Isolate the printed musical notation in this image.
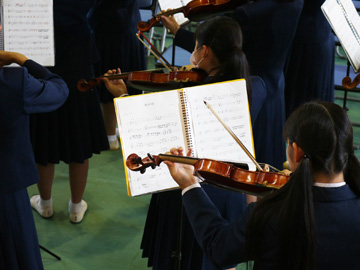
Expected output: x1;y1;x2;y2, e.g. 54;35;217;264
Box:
115;91;187;196
2;0;54;66
183;80;254;169
114;79;254;196
322;0;360;72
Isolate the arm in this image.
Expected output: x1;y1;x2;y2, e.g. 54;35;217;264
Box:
182;187;250;266
161;15;195;53
164;147;249;266
0;51;69;114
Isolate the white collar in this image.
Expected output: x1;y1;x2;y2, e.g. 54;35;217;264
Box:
313;182;346;188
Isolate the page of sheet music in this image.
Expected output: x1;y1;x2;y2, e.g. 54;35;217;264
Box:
2;0;54;66
342;0;360;39
114;91;186;196
322;0;360;72
183;79;256;171
158;0;192;26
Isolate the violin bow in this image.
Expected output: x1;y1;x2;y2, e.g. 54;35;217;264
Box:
204;101;263;172
136;31;172;72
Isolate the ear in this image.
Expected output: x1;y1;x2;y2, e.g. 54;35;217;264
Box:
201;45;209;58
292;142;304;163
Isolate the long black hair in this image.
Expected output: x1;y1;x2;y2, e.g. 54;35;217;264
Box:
245;101;360;269
194;16;252;102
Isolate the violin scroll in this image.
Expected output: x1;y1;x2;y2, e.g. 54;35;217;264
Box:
342;74;360;90
126;153;163;174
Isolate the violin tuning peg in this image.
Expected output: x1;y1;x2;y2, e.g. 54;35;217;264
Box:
135;156;144;165
147;153;154;161
140;168;146;174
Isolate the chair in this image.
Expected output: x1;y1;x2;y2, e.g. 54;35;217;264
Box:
138;0;167;56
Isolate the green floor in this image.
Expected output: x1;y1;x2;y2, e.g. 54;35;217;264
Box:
27;32;360;269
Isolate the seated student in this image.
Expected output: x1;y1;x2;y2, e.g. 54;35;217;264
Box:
164;101;360;269
104;16;255;270
0;50;68;269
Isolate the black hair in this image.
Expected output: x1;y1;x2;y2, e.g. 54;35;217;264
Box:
245;101;360;269
194;16;252;103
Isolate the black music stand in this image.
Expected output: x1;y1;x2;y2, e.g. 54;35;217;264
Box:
39;244;61;261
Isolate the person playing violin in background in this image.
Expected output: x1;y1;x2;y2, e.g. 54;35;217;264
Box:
164;100;360;269
161;0;303;172
88;0;146;150
104;16;256;270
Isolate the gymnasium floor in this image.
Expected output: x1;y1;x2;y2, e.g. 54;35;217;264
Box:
27;35;360;269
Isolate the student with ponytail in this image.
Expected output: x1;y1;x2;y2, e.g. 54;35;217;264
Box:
165;101;360;269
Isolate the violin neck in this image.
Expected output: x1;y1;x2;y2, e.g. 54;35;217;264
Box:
158;154;199;165
100;73;129;81
161;7;184;17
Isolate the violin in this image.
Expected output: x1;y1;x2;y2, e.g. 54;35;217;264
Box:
138;0;250;32
77;68;207;92
126;153;290;196
342;74;360;90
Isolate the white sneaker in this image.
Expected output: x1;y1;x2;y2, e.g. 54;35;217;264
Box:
30;195;53;218
69;200;88;224
109;139;120;151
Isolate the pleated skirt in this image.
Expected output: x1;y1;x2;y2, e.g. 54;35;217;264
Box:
0;188;43;270
30;64;109;165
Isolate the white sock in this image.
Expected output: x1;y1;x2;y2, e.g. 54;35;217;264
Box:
107;135;117;142
40;197;52;208
69;199;83;213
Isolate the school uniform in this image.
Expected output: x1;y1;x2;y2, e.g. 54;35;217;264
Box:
0;60;68;269
284;0;335;118
30;0;109;165
182;184;360;269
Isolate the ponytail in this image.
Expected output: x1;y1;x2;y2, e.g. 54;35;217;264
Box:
245;157;315;270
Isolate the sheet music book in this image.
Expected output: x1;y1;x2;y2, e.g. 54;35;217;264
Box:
1;0;55;66
322;0;360;72
158;0;192;26
114;79;255;196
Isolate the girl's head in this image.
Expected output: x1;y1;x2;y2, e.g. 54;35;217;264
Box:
193;16;251;91
247;101;360;269
284;101;353;177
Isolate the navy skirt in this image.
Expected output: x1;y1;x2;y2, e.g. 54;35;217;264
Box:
30;64;109;165
0;188;43;269
141;185;247;270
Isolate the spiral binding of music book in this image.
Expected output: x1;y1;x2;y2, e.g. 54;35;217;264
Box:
114;79;254;196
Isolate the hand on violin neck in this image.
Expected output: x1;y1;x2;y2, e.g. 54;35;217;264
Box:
164;147;198;190
160;11;180;36
102;68;128;97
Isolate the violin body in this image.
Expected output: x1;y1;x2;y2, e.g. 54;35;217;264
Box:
126;153;290;196
194;159;289;195
137;0;250;32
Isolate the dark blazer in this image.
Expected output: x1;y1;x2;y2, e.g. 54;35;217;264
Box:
0;60;68;193
182;184;360;269
174;0;303;169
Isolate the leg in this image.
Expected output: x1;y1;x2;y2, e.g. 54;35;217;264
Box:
36;163;55;200
68;160;89;223
101;102;119;150
101;102;117;136
30;164;55;218
69;159;89;204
